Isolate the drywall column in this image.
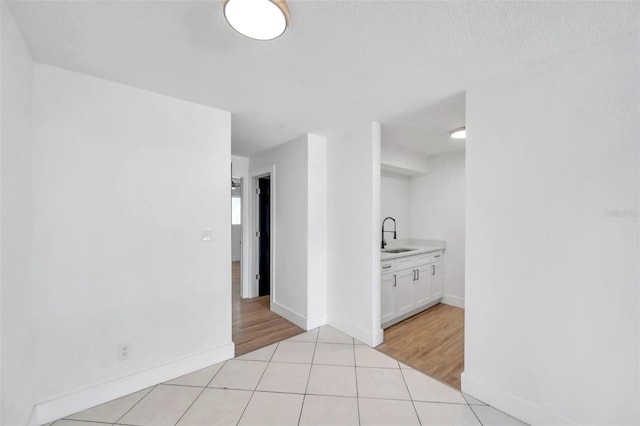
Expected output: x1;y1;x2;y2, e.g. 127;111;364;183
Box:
464;34;639;425
327;122;382;346
31;64;233;424
1;2;35;424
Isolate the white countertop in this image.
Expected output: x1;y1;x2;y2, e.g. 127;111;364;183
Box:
380;239;446;261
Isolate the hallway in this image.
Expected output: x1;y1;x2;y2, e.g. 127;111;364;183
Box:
232;261;303;356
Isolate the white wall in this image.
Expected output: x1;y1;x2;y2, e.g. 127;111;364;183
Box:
30;64;233;423
1;2;35;424
306;135;328;328
381;172;411;241
410;150;465;307
380;143;429;175
464;34;639;425
327;122;382;346
249;134;327;329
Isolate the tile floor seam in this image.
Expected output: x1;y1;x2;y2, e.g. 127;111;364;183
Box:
462;392;485;426
172;359;228;426
351;334;361;426
468;404;485;426
267;360;403;369
472;404;531;426
112;385;156;425
399;364;423;425
297;335;318;425
58;419;114;425
235;341;281;426
297;394;307;426
163;383;208;389
409;399;473;406
151;387;487;402
311;341;355;346
171;385;207;426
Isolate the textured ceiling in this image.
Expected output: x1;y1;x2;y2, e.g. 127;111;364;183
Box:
382;92;465;157
7;1;639;156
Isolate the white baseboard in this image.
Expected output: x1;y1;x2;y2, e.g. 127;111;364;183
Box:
328;319;383;347
271;302;327;331
31;342;235;426
442;294;465;308
306;313;327;330
271;301;307;330
461;373;574;425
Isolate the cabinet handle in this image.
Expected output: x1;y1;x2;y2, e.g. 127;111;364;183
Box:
382;265;392;269
393;275;397;287
412;270;416;281
432;265;435;275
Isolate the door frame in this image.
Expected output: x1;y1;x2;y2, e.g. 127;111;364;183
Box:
248;165;276;302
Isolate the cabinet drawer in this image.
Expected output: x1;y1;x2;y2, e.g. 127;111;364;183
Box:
381;260;395;275
431;250;443;261
397;253;431;270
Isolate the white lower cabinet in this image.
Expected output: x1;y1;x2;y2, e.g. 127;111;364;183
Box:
380;250;444;328
430;261;444;299
380;273;395;324
414;264;431;306
394;269;415;316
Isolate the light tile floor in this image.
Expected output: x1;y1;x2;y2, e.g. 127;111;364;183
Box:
46;326;527;426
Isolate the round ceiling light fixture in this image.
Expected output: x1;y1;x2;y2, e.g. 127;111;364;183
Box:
449;127;466;140
223;0;289;41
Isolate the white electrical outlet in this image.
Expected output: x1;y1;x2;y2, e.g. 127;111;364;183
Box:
118;343;132;361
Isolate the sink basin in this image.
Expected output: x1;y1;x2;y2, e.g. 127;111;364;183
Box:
382;248;416;254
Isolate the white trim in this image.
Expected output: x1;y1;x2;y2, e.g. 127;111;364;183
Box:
306;313;327;330
31;342;234;426
271;301;307;330
441;294;465;308
328;319;383;347
461;373;576;425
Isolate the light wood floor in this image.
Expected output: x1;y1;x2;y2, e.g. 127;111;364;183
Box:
376;303;465;389
232;261;304;356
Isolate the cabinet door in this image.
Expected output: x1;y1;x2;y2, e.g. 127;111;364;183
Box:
431;261;444;299
381;274;395;324
414;264;431;306
394;269;415;316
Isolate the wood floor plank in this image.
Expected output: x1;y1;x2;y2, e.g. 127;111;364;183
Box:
376;303;464;389
231;262;304;356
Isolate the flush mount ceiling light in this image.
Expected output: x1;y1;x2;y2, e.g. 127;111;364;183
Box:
223;0;289;41
449;127;466;140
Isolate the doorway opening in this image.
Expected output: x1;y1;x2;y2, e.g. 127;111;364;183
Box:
231;167;303;356
257;176;271;297
375;92;466;389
